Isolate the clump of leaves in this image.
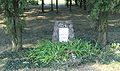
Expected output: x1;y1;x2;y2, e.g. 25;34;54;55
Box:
28;39;99;65
111;43;120;51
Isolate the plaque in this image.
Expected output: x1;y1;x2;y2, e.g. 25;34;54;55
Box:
59;28;69;42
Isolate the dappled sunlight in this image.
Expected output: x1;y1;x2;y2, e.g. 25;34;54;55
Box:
111;42;120;54
26;15;48;21
108;19;120;27
26;17;36;21
32;25;44;31
23;44;34;48
0;58;8;70
108;19;120;22
74;14;83;17
0;20;4;24
24;9;40;14
36;16;49;19
23;27;31;30
0;24;6;29
24;10;36;14
55;16;70;20
22;13;27;17
108;24;115;27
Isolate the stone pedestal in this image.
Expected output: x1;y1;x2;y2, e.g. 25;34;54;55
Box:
52;20;74;42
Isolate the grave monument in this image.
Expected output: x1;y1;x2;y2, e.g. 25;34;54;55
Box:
52;20;74;42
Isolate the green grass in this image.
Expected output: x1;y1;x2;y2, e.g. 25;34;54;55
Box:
28;39;100;65
0;40;120;70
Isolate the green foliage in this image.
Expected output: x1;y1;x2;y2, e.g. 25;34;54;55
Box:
89;0;120;24
0;0;27;49
111;43;120;49
0;0;3;7
0;0;27;34
0;0;27;17
27;0;38;5
28;39;99;65
88;0;120;46
98;48;115;64
18;0;28;14
97;43;120;64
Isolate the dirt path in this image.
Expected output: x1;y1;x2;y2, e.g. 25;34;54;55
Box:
2;62;120;71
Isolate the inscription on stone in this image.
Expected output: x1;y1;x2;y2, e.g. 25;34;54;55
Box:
59;28;69;42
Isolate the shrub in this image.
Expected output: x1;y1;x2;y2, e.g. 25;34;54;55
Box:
28;39;99;65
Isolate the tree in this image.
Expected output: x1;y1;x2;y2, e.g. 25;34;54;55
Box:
79;0;83;8
0;0;27;51
79;0;87;10
74;0;78;6
65;0;69;8
69;0;72;12
89;0;120;46
42;0;44;13
83;0;86;10
56;0;58;13
51;0;54;11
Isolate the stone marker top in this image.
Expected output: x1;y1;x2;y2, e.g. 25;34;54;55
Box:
55;20;73;28
52;20;74;42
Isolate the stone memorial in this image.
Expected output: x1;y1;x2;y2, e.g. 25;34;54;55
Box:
52;20;74;42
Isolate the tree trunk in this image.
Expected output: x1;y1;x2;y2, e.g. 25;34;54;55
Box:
80;0;82;8
37;0;39;5
12;18;18;50
69;0;72;12
42;0;44;13
97;12;108;47
12;0;22;51
51;0;54;11
4;0;23;51
75;0;78;6
11;18;22;51
83;0;86;10
66;0;69;8
56;0;58;13
17;22;22;50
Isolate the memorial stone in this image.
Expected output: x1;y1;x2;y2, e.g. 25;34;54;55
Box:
52;20;74;42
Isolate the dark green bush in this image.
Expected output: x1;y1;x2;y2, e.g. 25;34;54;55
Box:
28;39;100;65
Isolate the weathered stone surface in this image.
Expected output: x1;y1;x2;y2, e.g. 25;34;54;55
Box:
52;20;74;42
